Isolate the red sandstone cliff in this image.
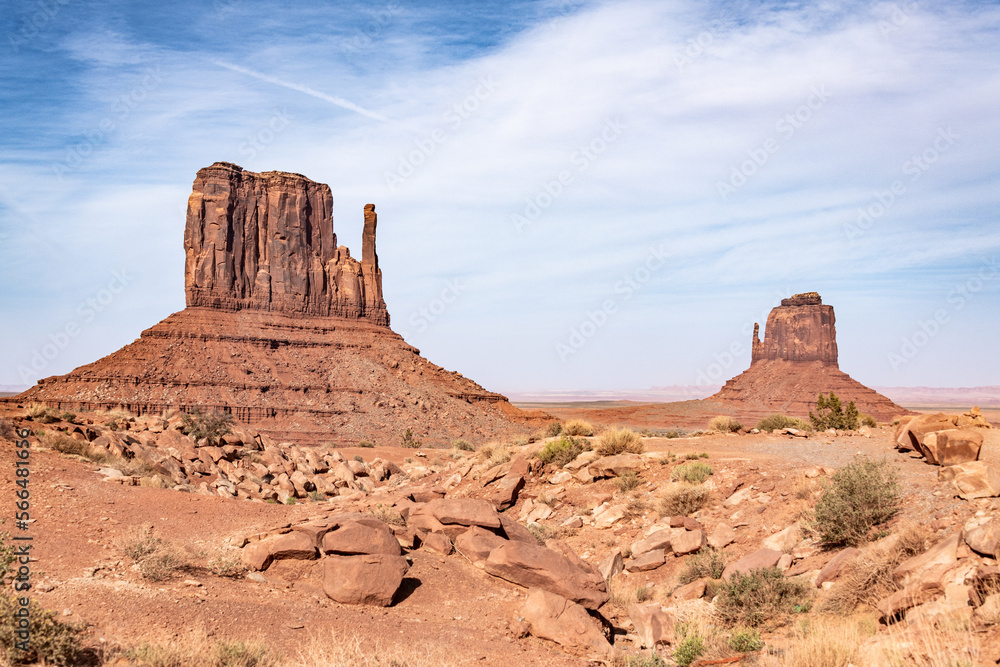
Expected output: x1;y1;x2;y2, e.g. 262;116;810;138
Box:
7;163;543;445
713;292;908;422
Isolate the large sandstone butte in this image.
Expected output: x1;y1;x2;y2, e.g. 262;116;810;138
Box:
711;292;908;421
8;162;539;445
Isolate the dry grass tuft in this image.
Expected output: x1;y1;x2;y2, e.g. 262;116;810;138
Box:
476;442;511;467
108;629;277;667
777;616;862;667
820;524;932;613
286;630;461;666
657;483;710;517
118;524;185;582
708;415;742;433
562;419;595;437
608;576;653;609
596;428;644;456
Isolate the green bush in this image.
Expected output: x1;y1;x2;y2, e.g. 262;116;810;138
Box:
755;414;812;432
180;409;234;445
536;436;584;467
812;457;900;546
728;627;763;652
809;392;859;430
678;548;727;584
671;461;713;484
673;635;705;667
708;415;742;433
0;594;86;666
657;484;710;517
596;428;644;456
545;422;563;437
400;428;422;448
615;471;642;493
452;439;474;451
562;419;594;437
715;567;810;628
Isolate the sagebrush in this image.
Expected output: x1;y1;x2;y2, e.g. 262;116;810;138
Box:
596;428;643;456
657;484;710;517
716;567;810;628
708;415;742;433
756;414;811;432
811;457;900;546
180;409;234;446
562;419;594;437
536;436;584;467
671;461;712;484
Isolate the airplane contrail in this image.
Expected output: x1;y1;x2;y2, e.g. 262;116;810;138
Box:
213;60;388;122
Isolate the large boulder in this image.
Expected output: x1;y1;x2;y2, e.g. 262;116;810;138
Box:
588;454;645;478
521;588;611;657
965;521;1000;559
498;515;537;544
321;520;401;556
761;523;802;553
893;533;960;587
412;498;501;530
919;429;983;466
815;547;859;588
895;413;955;452
941;461;1000;499
322;554;409;606
488;474;525;510
484;541;609;609
455;526;507;565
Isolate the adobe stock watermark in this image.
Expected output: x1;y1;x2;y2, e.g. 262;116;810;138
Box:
14;269;135;384
51;65;163;179
397;279;467;339
886;256;998;371
878;1;920;38
340;4;401;53
511;118;626;233
8;0;70;54
716;85;831;202
239;108;291;162
844;127;957;242
555;245;667;362
694;289;792;386
384;76;499;192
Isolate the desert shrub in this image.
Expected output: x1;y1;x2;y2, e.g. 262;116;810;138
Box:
728;627;764;652
626;652;667;666
45;432;88;457
59;412;77;423
596;428;644;456
371;503;405;527
545;422;563;437
0;419;15;441
821;524;932;613
113;632;277;667
623;496;650;520
352;454;364;463
0;594;86;666
615;470;642;493
212;639;276;667
811;457;900;546
657;484;710;517
117;458;155;477
476;442;511;466
671;461;713;484
527;523;558;546
356;440;375;448
180;409;234;445
24;403;60;423
859;413;877;428
562;419;594;437
536;436;583;467
809;392;859;431
678;548;727;584
608;576;652;608
207;550;246;578
756;414;812;432
452;439;474;452
715;567;810;628
673;635;705;667
664;430;682;438
708;416;742;433
658;453;677;465
778;616;861;667
119;525;184;582
400;428;422;448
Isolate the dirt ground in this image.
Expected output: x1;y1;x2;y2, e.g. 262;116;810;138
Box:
2;403;998;665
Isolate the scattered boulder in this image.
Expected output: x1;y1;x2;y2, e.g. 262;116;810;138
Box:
629;603;676;648
588;454;645;478
722;548;782;580
488;474;525;510
708;524;736;549
241;542;273;571
893;533;961;588
672;578;707;601
941;461;1000;499
761;523;802;553
484;541;609;609
671;529;706;555
964;521;1000;558
420;498;501;530
919;429;983;466
521;588;611;657
455;526;507;565
631;529;678;557
322;554;409;607
422;532;453;556
626;549;665;572
815;547;859;588
498;515;537;544
599;552;624;581
322;520;401;557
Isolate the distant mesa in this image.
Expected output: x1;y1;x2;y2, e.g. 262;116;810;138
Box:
8;162;540;445
711;292;908;421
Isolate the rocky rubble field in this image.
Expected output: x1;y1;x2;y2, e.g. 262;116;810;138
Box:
1;405;999;666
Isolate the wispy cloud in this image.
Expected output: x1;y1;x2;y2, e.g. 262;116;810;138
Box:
211;60;389;122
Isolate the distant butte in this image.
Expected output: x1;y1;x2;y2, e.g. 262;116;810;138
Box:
711;292;909;421
7;162;542;445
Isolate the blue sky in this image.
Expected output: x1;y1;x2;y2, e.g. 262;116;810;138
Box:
1;0;999;395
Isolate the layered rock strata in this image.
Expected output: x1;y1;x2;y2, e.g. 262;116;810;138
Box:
712;292;908;421
7;163;540;444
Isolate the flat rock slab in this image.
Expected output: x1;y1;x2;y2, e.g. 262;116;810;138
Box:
422;498;501;529
323;554;409;606
322;520;401;556
588;454;645;478
626;549;665;572
722;548;782;580
485;541;609;609
455;526;507;564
